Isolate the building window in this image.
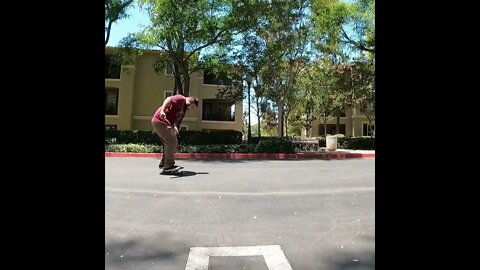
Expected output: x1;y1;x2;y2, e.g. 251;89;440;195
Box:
318;124;346;135
203;70;233;85
105;125;117;130
202;99;235;121
105;55;121;79
180;125;188;131
164;90;173;100
105;87;119;115
362;123;375;137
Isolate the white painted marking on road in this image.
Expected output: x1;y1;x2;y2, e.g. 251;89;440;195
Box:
184;245;292;270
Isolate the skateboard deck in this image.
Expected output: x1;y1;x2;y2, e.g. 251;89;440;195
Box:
160;166;184;175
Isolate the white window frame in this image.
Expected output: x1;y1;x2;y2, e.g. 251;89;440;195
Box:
362;121;375;137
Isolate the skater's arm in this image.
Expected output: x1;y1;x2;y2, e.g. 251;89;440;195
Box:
160;97;172;118
174;111;186;134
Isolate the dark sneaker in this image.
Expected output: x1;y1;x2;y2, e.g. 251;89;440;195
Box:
162;165;178;172
159;160;172;168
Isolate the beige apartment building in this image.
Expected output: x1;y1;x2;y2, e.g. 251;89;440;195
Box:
308;107;375;138
105;47;374;137
105;47;243;132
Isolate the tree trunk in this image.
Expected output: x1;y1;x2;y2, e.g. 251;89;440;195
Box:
323;113;327;137
174;75;182;95
368;117;374;138
285;113;288;137
336;116;340;134
277;98;285;138
183;55;190;96
105;20;113;46
257;117;261;138
183;73;190;97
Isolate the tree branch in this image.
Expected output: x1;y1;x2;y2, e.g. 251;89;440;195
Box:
185;29;226;61
341;28;375;53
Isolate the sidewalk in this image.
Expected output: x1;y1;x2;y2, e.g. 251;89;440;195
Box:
105;148;375;160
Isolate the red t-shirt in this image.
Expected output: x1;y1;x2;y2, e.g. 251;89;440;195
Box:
151;95;187;126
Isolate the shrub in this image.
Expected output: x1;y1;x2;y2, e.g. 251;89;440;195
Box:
255;138;296;153
317;136;374;150
338;137;375;150
105;144;162;153
105;129;242;145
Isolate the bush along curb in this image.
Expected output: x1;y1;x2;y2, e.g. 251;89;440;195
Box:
105;152;375;160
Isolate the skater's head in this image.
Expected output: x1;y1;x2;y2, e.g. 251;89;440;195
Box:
186;96;198;110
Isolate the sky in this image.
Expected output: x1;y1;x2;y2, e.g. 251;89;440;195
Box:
106;3;150;46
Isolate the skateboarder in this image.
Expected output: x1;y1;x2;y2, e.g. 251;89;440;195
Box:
151;94;198;173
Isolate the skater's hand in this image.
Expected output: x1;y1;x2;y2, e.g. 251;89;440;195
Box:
160;110;166;119
166;125;177;135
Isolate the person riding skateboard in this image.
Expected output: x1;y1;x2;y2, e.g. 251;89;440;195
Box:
151;94;198;172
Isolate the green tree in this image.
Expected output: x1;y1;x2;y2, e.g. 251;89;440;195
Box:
254;0;312;138
330;59;375;137
119;0;258;97
312;0;375;54
351;60;375;137
289;85;317;138
302;58;338;137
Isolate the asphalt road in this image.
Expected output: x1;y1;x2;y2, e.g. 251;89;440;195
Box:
105;158;375;270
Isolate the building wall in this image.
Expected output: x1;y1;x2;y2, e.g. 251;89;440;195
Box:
309;107;375;137
105;47;243;132
105;65;135;130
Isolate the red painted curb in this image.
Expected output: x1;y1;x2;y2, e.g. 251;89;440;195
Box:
105;152;375;159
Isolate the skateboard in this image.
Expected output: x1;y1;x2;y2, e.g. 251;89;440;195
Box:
160;166;184;175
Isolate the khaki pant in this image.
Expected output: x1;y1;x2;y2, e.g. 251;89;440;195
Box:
152;123;177;167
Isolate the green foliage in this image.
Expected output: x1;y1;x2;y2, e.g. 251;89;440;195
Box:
256;138;296;153
105;143;162;153
311;0;375;54
318;137;375;150
115;0;260;96
311;0;350;54
179;144;239;154
338;137;375;150
105;137;373;152
179;130;243;145
105;130;159;144
105;130;243;145
330;60;375;123
298;58;341;137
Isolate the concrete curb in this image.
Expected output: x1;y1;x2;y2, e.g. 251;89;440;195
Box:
105;152;375;160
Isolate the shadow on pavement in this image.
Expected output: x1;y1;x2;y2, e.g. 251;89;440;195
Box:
160;170;210;178
105;232;190;270
320;234;375;270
